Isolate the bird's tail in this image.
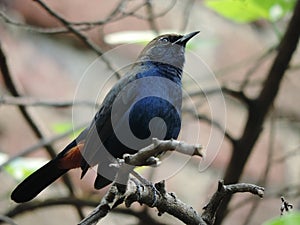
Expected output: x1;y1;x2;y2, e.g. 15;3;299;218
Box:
11;159;69;203
11;140;83;203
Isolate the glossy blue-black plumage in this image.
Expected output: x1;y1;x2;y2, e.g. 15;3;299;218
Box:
11;32;199;202
83;32;199;188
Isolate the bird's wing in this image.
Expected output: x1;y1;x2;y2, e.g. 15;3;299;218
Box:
80;73;138;177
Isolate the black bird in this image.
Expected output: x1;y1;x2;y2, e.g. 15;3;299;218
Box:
11;31;199;203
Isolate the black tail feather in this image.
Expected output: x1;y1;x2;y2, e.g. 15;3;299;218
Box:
11;159;68;203
94;174;113;189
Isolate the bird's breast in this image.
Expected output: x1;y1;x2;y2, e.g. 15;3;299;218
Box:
129;95;182;141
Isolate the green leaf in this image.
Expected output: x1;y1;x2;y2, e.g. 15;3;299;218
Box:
262;212;300;225
204;0;296;23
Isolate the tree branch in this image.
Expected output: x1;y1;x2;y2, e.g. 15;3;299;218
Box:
183;107;236;144
202;180;264;225
123;138;204;166
222;87;252;107
0;215;18;225
0;95;95;108
0;123;86;172
79;179;264;225
33;0;120;79
216;0;300;224
145;0;160;34
1;0;175;35
0;1;143;34
79;179;206;225
5;197;99;218
3;135;263;225
195;113;236;144
77;139;261;225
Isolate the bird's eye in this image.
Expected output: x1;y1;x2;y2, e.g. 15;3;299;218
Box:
160;37;169;43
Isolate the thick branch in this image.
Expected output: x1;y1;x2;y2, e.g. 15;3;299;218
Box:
78;138;204;225
217;1;300;224
78;139;260;225
79;179;264;225
79;179;206;225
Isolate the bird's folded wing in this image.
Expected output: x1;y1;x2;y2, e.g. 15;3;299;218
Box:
80;73;138;176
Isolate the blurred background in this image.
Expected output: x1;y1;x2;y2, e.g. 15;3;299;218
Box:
0;0;299;225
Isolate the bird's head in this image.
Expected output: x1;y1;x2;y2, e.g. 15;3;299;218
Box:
138;31;200;69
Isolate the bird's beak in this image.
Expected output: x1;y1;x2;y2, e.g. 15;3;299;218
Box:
173;31;200;46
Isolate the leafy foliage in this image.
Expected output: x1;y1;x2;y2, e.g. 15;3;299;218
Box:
205;0;296;23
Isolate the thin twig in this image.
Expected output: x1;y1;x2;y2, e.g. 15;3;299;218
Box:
0;10;77;34
122;0;177;20
0;1;151;35
214;44;277;80
145;0;160;34
0;2;134;35
183;108;235;144
240;45;277;90
4;195;164;225
0;95;96;108
0;123;86;171
222;87;252;107
186;86;252;107
33;0;121;79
